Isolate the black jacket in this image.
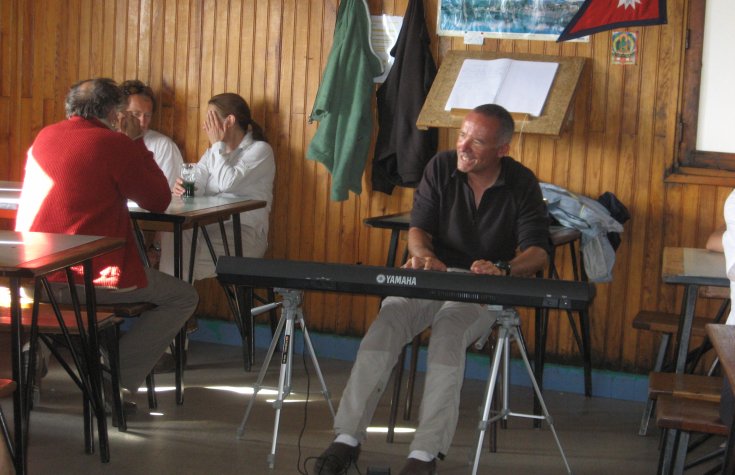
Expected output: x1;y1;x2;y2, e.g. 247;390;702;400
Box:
372;0;438;194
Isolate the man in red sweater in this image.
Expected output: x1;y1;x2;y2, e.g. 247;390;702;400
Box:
15;78;198;396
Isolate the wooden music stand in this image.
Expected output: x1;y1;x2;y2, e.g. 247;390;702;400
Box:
417;50;586;136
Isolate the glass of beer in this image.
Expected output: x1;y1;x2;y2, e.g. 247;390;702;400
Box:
181;163;196;197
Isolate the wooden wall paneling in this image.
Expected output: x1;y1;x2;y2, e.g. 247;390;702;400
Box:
99;0;116;77
680;185;701;246
2;1;16;179
113;0;128;82
250;0;269;119
224;0;243;93
185;0;203;163
265;0;283;114
171;0;190;157
124;0;140;79
0;0;13;98
587;33;609;135
41;2;60;104
160;0;178;133
199;0;217;107
210;0;229;95
137;0;152;81
147;0;164;97
155;1;172;135
18;0;33;99
0;98;9;179
237;0;255;104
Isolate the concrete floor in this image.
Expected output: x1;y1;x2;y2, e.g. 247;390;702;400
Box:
0;340;725;475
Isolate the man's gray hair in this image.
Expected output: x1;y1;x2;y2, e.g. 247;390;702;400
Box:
65;78;124;120
472;104;515;145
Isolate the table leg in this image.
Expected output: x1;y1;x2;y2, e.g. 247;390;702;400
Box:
724;410;735;474
9;277;26;475
82;259;110;462
386;230;399;267
675;285;699;373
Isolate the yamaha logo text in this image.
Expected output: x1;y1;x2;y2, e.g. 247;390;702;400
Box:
376;274;417;286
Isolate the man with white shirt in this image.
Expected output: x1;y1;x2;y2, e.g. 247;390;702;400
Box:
121;80;184;188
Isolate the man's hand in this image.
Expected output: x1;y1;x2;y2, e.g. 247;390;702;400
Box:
470;259;505;275
203;109;227;145
172;177;185;197
402;256;447;272
117;111;144;140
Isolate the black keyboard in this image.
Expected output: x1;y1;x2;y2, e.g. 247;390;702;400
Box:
216;257;595;310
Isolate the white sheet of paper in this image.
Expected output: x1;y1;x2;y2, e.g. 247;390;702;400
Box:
444;58;558;117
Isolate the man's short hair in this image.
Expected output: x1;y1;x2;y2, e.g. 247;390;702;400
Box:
65;78;123;120
472;104;515;145
120;79;157;112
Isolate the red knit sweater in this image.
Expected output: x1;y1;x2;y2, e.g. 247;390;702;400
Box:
15;116;171;289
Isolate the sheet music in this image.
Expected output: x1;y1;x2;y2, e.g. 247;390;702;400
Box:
445;58;558;117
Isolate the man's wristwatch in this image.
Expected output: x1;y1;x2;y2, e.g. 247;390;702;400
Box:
494;260;511;276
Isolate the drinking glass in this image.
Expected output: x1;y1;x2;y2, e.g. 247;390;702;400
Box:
181;163;196;197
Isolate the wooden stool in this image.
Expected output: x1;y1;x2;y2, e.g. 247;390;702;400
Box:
635;299;729;436
655;395;729;474
0;304;125;451
639;372;722;435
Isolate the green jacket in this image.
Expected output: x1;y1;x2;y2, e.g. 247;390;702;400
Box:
307;0;383;201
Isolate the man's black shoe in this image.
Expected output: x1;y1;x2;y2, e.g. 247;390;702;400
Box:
398;457;437;475
313;442;360;475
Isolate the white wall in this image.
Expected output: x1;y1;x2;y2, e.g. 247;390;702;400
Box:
697;0;735;153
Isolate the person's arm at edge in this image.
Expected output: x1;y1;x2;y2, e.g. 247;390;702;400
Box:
706;226;725;253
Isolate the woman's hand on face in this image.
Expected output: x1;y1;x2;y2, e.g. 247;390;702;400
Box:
203;109;226;145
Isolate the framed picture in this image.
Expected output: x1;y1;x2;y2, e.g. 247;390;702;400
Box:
438;0;587;42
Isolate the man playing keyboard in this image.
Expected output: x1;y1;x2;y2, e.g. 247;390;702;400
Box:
313;104;550;475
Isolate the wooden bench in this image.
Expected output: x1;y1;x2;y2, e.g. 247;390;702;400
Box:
633;310;710;337
639;372;722;435
656;395;728;474
0;304;127;438
634;306;729;436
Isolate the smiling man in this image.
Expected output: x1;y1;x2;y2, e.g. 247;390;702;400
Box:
313;104;550;475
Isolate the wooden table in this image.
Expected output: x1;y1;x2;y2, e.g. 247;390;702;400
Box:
662;247;728;373
0;231;125;474
129;196;267;384
705;323;735;474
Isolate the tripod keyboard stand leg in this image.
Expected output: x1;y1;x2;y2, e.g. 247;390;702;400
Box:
472;309;572;475
234;289;335;469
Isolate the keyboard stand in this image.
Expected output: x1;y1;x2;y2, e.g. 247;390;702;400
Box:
472;308;571;474
236;288;336;469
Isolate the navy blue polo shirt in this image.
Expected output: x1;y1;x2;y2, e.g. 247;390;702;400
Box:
410;151;550;269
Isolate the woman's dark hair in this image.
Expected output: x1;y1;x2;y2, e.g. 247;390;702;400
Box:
120;79;157;112
65;78;124;120
208;93;267;143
